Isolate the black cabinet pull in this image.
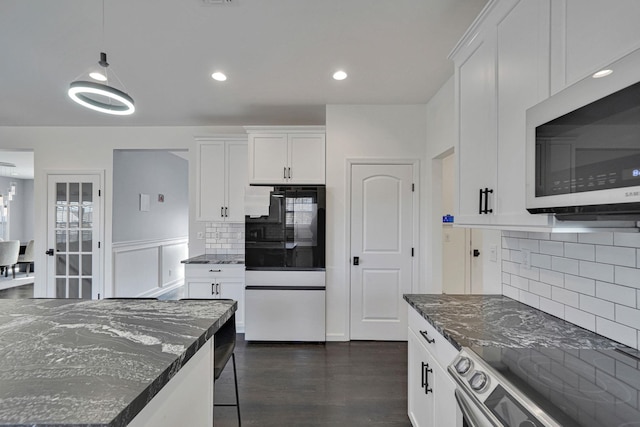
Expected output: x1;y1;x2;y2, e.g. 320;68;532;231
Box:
420;330;435;344
421;361;427;390
478;188;494;214
288;167;291;179
221;206;224;218
284;167;287;179
211;283;215;295
225;207;228;217
424;363;433;395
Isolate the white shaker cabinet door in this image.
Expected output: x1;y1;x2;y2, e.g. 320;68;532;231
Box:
226;142;248;222
248;134;288;184
456;33;497;225
197;142;226;221
288;134;325;184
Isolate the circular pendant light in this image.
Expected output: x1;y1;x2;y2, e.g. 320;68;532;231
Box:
68;52;135;115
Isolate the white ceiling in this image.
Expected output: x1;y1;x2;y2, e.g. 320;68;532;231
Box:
0;0;488;127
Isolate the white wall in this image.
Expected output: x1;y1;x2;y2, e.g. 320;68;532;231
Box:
0;125;244;297
325;104;427;341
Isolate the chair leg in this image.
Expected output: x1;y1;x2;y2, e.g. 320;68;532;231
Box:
232;353;241;426
11;265;15;279
26;263;31;277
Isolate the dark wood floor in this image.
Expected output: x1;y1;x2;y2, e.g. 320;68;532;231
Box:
215;336;410;427
0;283;33;299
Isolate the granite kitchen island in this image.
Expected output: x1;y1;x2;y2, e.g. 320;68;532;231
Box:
0;298;236;427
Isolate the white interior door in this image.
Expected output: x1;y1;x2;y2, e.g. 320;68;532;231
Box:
350;163;414;340
47;174;102;299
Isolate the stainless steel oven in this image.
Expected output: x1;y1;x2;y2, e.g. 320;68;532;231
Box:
448;346;640;427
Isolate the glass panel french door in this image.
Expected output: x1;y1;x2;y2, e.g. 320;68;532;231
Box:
47;175;101;299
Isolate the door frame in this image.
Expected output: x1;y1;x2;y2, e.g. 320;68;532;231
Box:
345;158;420;340
44;170;105;299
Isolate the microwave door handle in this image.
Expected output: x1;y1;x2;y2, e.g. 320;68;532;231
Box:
454;389;497;427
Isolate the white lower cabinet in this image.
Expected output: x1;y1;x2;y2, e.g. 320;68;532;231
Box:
408;307;460;427
185;264;245;332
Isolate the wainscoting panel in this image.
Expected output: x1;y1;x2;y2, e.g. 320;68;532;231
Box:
112;238;188;297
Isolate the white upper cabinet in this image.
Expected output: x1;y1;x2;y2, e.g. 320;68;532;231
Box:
451;0;552;228
246;126;326;185
455;29;498;226
551;0;640;93
196;137;248;222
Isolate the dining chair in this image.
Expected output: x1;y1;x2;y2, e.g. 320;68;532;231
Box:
0;240;20;278
17;239;34;276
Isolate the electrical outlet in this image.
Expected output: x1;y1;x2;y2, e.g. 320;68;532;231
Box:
521;248;531;270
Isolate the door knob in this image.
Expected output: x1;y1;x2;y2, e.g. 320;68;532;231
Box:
45;249;55;256
473;249;480;257
353;256;359;266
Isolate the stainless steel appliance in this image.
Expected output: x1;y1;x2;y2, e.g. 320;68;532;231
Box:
448;346;640;427
526;49;640;221
244;186;326;341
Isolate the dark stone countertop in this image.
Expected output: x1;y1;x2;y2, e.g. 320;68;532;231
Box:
181;254;245;264
404;294;626;350
0;298;236;427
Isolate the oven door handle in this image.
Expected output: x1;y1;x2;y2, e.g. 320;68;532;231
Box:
454;388;498;427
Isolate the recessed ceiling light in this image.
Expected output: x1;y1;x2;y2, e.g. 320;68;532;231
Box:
333;70;347;81
212;72;227;82
89;71;107;81
592;69;613;78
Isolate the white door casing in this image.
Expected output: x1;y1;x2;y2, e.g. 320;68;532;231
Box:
47;173;102;299
350;163;415;340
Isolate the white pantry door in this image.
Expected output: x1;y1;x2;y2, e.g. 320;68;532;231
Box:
47;174;102;299
350;163;414;340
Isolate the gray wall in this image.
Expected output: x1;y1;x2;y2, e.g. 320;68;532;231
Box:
112;150;188;243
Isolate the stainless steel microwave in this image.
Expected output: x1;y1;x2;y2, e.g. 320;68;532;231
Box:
526;50;640;220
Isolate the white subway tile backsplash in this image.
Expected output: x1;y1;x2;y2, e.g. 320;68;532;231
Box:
520;290;540;308
614;233;640;248
529;280;552;299
511;275;529;290
539;240;564;256
565;306;596;331
531;253;552;269
579;261;614;282
578;233;614;245
565;275;595;296
595;281;637;307
502;231;640;350
552;287;580;308
503;284;520;300
550;233;578;243
539;269;564;287
614;266;640;289
596;245;636;267
596;318;637;348
564;243;595;261
579;294;614;320
552;256;580;275
616;305;640;330
204;221;245;255
540;297;565;319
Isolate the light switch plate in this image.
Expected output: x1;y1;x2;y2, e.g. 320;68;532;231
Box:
490;245;497;262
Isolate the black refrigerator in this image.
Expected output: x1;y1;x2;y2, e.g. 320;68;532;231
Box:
245;186;325;270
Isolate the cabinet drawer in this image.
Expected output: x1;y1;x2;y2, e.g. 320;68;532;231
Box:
408;307;458;368
185;264;244;279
